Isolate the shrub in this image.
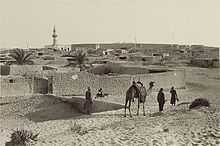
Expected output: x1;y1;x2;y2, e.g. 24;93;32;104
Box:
142;58;146;61
7;129;39;146
119;56;127;60
189;98;210;109
70;122;88;136
38;52;43;56
87;48;98;55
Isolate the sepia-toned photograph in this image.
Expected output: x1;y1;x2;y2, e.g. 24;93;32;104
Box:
0;0;219;145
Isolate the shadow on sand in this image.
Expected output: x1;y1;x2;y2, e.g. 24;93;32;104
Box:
149;112;163;117
25;108;126;122
25;103;83;122
25;96;124;122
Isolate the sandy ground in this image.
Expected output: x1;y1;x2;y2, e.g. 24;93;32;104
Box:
0;67;220;146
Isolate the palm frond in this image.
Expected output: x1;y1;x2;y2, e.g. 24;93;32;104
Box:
16;48;25;60
9;49;33;65
9;51;23;65
23;52;33;62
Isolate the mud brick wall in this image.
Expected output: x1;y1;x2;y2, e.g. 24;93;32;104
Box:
53;69;185;98
99;75;131;97
53;72;99;97
0;65;10;75
33;77;48;94
0;76;50;97
0;76;32;97
10;65;43;75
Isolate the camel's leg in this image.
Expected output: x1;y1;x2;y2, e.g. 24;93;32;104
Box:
143;102;146;116
128;99;132;117
124;98;128;117
137;97;140;116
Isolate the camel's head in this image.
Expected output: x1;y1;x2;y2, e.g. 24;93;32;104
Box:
132;81;136;85
149;81;155;88
137;81;143;86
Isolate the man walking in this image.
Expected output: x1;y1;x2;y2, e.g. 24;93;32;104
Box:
157;88;165;112
170;86;179;106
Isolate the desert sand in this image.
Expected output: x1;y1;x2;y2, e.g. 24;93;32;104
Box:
0;67;220;146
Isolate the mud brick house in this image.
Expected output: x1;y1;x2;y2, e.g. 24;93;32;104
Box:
190;46;219;68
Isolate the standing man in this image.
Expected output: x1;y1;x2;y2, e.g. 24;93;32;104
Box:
170;86;179;106
84;87;93;115
157;88;165;112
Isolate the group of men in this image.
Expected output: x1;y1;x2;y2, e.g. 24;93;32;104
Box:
83;87;105;114
83;83;179;115
132;80;179;112
157;86;179;112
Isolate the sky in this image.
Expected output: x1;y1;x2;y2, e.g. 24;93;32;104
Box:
0;0;220;48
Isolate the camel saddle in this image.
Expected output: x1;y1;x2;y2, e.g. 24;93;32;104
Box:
134;84;147;103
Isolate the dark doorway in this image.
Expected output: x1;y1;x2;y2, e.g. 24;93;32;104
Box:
33;77;48;94
48;77;53;94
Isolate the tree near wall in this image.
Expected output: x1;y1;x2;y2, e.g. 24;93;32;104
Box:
9;48;34;65
67;49;88;71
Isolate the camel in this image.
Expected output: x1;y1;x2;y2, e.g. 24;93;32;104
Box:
124;81;155;117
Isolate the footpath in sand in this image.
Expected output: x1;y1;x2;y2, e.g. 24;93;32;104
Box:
0;67;220;145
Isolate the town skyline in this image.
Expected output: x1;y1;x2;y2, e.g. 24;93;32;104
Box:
0;0;220;48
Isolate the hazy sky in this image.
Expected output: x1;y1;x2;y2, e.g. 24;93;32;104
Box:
0;0;219;48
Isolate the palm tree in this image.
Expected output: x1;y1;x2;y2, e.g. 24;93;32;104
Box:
67;49;88;71
9;48;33;65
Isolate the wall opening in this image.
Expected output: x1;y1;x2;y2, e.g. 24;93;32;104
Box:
33;77;49;94
48;77;53;94
9;79;15;83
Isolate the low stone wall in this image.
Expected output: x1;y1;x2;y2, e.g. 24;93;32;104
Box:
59;96;124;113
53;69;185;98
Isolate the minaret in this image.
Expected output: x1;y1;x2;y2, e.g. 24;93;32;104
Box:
52;26;58;46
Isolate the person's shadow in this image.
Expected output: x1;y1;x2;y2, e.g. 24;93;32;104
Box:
149;112;163;117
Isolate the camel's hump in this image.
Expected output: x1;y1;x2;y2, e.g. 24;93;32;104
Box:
137;85;147;96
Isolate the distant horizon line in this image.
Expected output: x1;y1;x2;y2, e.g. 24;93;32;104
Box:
1;42;219;49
